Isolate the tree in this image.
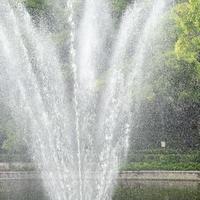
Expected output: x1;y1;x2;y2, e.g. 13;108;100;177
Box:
172;0;200;102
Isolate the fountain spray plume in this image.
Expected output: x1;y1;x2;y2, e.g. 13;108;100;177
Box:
0;0;172;200
95;2;145;199
0;1;76;200
67;0;113;199
126;0;167;112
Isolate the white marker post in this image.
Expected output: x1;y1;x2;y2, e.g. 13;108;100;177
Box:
161;141;166;148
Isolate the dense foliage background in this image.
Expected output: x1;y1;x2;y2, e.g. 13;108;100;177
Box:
0;0;199;161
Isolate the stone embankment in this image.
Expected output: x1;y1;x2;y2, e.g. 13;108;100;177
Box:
119;171;200;181
0;163;200;182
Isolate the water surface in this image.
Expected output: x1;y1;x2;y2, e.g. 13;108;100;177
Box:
0;179;199;200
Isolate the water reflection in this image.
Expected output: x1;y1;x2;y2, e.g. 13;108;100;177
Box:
0;179;199;200
114;181;200;200
0;180;47;200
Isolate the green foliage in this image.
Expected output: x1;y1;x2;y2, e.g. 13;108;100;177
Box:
2;131;26;154
122;162;200;171
175;1;200;63
123;149;200;171
147;0;200;103
0;154;30;162
0;104;27;155
174;0;200;102
111;0;132;17
23;0;46;10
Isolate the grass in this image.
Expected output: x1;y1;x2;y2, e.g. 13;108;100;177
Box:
122;149;200;171
121;162;200;171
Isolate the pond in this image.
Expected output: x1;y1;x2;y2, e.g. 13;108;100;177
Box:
114;181;200;200
0;179;199;200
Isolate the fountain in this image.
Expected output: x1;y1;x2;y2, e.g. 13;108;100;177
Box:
0;0;170;199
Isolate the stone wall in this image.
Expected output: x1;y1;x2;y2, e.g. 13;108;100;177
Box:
119;171;200;181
